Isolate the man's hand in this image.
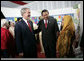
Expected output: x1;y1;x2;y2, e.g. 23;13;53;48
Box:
72;41;78;48
19;52;24;57
56;51;59;58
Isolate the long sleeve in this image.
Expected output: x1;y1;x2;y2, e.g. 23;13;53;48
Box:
15;23;23;53
33;20;42;34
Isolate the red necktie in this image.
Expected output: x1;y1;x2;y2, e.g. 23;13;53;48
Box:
45;20;47;28
27;21;32;32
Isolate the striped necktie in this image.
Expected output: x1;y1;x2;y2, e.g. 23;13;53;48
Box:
45;20;47;28
27;21;32;32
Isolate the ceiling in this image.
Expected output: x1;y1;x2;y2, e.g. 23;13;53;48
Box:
1;1;34;8
1;1;82;10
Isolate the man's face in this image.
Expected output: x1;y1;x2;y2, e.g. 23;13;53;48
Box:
23;9;31;20
42;12;49;20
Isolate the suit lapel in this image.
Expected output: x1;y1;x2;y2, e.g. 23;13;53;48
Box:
46;19;51;30
42;20;46;29
29;21;33;31
21;20;31;32
42;19;50;30
47;19;50;30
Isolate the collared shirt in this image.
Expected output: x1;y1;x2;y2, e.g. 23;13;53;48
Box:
23;18;30;26
44;19;48;24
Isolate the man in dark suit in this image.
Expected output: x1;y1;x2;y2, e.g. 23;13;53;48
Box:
15;8;37;58
34;9;59;58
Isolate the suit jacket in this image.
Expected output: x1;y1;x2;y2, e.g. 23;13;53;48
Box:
15;19;37;57
34;16;59;47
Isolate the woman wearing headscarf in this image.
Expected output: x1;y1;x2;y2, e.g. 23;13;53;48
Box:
56;15;75;58
1;19;16;58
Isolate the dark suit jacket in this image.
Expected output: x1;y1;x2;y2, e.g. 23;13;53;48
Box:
15;19;37;57
34;16;59;50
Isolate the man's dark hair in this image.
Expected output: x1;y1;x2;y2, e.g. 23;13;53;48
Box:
41;9;49;16
8;21;10;25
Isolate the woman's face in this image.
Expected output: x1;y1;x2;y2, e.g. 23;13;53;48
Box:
42;12;49;20
10;22;15;27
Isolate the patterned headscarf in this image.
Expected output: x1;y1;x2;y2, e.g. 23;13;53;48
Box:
56;15;75;57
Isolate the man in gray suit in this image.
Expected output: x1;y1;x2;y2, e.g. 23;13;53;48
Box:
34;9;59;58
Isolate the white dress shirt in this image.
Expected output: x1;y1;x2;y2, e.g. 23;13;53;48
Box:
23;18;30;26
44;19;48;24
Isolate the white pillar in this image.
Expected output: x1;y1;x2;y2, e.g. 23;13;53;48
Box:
80;1;83;38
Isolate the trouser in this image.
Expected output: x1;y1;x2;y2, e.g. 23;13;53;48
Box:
43;42;56;58
1;49;10;58
23;46;37;58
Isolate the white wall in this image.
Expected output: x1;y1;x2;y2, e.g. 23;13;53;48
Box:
80;2;83;39
49;7;76;15
1;7;76;17
1;7;21;17
18;1;82;10
1;7;40;17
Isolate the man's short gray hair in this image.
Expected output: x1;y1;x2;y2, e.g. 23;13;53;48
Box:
21;8;30;16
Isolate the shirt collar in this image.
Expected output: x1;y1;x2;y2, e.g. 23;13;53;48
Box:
23;18;29;23
23;18;27;21
44;19;48;23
